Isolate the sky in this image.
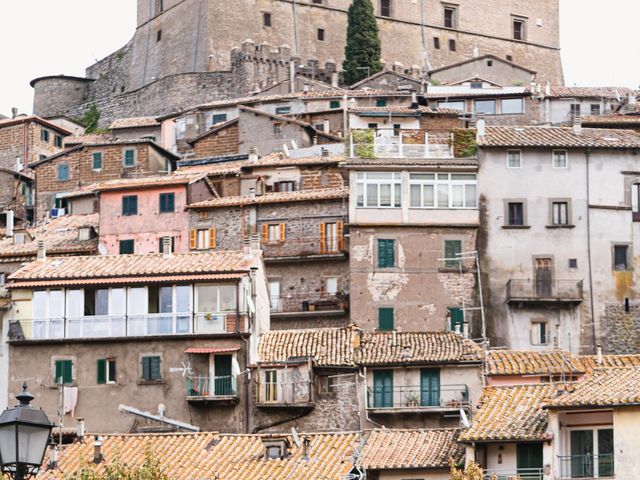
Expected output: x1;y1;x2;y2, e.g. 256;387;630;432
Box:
0;0;638;116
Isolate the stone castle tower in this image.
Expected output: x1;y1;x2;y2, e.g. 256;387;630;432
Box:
32;0;563;123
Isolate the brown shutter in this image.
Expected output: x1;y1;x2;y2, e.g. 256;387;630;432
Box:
279;223;286;242
319;223;326;254
208;228;216;249
189;229;197;250
337;221;344;251
261;224;268;243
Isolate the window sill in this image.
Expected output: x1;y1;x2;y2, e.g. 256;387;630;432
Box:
502;225;530;229
137;379;166;386
546;224;575;229
438;267;470;273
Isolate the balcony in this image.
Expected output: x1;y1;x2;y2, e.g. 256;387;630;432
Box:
262;236;347;263
270;292;348;319
185;374;238;405
558;454;614;479
483;468;544;480
349;129;454;159
506;279;584;306
8;313;249;341
366;384;469;414
255;380;314;408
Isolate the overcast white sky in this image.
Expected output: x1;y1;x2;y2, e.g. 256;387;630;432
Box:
0;0;638;116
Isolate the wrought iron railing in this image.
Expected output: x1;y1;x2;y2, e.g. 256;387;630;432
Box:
366;384;469;409
558;454;614;479
256;380;312;405
506;279;583;302
270;292;347;314
261;235;347;258
349;129;454;159
483;468;544;480
185;375;237;398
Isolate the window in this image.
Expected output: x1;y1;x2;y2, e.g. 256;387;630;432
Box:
122;195;138;216
159;192;175;213
373;370;393;407
313;0;323;3
377;239;395;268
409;173;477;209
275;106;291;115
506;55;513;62
273;123;282;135
156;30;162;42
57;163;70;181
376;99;387;107
54;135;63;148
155;0;164;13
470;81;483;89
513;17;526;40
570;103;581;119
196;284;237;313
273;181;295;192
212;113;227;125
55;359;73;385
317;28;325;41
531;321;548;345
444;240;462;268
475;99;496;115
92;152;103;170
324;277;338;296
264;370;278;402
41;129;50;142
119;239;134;254
123;148;136;167
320;222;343;254
553;150;568;168
0;273;5;286
356;172;402;208
158;236;175;253
380;0;391;17
590;104;601;115
448;39;456;51
191;228;216;250
443;6;457;28
141;356;161;381
552;202;569;225
632;183;640;221
501;98;524;114
263;223;286;244
568;428;614;479
613;245;630;271
367;123;378;130
569;258;578;269
507;202;524;226
378;307;394;331
97;358;117;384
263;12;272;27
438;100;465;111
433;37;441;49
507;150;522;168
329;100;340;109
487;60;493;67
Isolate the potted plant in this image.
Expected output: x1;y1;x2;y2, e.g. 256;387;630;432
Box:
405;392;420;407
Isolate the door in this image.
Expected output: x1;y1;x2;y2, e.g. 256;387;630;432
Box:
420;368;441;407
373;370;393;408
597;429;614;477
516;443;543;479
213;355;233;396
449;307;464;332
535;258;553;297
571;430;594;478
269;281;281;312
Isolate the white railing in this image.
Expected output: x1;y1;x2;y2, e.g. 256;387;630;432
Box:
349;130;454;159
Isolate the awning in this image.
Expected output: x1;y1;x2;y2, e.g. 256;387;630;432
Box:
184;347;241;354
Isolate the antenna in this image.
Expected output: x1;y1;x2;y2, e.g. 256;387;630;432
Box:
291;427;301;448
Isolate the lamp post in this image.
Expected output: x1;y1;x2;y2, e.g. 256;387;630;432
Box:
0;383;54;480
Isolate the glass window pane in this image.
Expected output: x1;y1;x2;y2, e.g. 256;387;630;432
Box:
128;288;147;315
438;101;465;111
175;286;191;313
410;173;435;180
475;99;496;114
451;174;477;181
380;184;391;206
110;289;126;316
410;185;421;207
366;184;378;207
67;290;84;318
465;185;477;207
159;287;173;313
219;285;236;311
394;185;401;207
197;285;218;312
424;185;435;207
451;185;464;207
95;289;109;316
50;290;65;318
33;291;48;318
501;98;523;114
357;184;364;207
368;172;393;180
437;184;449;207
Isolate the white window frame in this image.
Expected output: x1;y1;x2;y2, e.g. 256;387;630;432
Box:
195;284;238;314
106;358;117;384
553;150;568;169
507;150;522;168
409;173;477;209
531;321;549;345
356;172;402;208
552;201;569;225
501;98;524;115
196;228;211;249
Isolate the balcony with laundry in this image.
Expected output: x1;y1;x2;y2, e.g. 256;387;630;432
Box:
184;347;241;405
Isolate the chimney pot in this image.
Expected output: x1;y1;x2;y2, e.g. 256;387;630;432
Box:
248;147;259;163
4;211;14;238
572;116;582;136
77;418;85;441
161;237;173;257
597;344;603;366
37;240;46;261
11;108;17;119
320;148;329;159
476;115;486;139
93;436;103;464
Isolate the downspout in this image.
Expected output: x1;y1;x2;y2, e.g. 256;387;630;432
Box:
360;367;383;428
585;147;597;353
291;0;299;56
240;335;250;433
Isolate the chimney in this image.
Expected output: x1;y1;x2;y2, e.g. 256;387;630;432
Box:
572;116;582;136
331;72;339;88
454;323;462;335
77;418;85;442
410;92;419;109
93;436;103;464
48;445;58;470
243;237;252;258
250;233;260;254
248;147;259;163
36;240;46;261
391;330;397;347
4;211;14;238
289;61;296;94
597;344;603;366
545;81;551;97
162;237;173;257
11;107;18;119
476;115;486;139
302;436;311;460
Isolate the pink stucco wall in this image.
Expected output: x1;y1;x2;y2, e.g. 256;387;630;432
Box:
99;186;189;254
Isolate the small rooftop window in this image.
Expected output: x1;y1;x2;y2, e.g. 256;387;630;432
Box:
261;437;291;460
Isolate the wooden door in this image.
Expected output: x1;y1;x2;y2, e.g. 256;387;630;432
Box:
420;368;441;407
535;258;553;297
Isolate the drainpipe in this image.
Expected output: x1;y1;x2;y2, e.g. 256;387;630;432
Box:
585;148;597;353
240;335;250;434
360;367;383;428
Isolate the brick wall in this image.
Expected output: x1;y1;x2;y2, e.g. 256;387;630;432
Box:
0;122;64;172
300;166;345;190
192;123;240;158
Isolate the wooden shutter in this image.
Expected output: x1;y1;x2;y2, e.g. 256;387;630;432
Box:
444;240;462;268
189;229;197;249
378;307;394;331
97;359;106;384
208;228;216;249
150;357;161;380
56;359;73;384
142;357;151;380
279;223;286;242
337;221;344;251
319;223;326;254
378;239;395;268
55;360;64;384
261;224;269;243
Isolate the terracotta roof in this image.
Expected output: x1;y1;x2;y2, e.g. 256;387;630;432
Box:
532;86;636;98
36;431;359;480
358;429;464;470
184;347;241;354
478;126;640;148
64;133;112;146
187;187;349;209
350;69;421;89
545;367;640;409
176;158;249;175
486;350;585;376
86;174;204;192
0;214;98;260
582;114;640;125
0;115;72;135
430;54;537;75
578;354;640;372
109;117;159;129
8;250;258;283
188;118;239;144
459;384;555;442
250;152;345;167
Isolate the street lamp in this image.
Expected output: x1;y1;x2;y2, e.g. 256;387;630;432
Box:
0;383;54;480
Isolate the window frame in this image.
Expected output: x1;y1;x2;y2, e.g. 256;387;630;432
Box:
409;173;477;209
122;195;138;216
54;358;74;385
380;0;392;18
531;321;548;346
377;238;396;268
448;38;457;51
119;239;135;254
356;172;402;209
552;149;568;169
506;150;522;169
378;307;394;331
211;113;228;125
612;243;631;271
57;163;70;182
433;37;441;49
443;239;463;269
443;5;458;28
54;134;63;148
141;355;162;382
549;199;571;226
92;151;103;171
41;128;50;143
122;148;136;168
263;12;272;27
159;192;176;213
275;106;291;115
504;200;527;227
317;28;325;41
474;99;496;115
501;98;524;115
512;16;527;41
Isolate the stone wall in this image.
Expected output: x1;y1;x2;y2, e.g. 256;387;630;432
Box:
603;303;640;354
192;122;240;158
0;121;64;171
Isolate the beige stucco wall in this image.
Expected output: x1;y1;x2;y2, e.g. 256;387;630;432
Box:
613;407;640;480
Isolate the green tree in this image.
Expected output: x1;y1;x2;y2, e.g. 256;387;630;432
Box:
342;0;382;85
79;104;101;134
449;460;498;480
68;444;171;480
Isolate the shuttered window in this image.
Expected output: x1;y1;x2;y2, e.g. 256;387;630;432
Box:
119;239;134;254
378;307;394;331
377;239;395;268
142;356;161;381
262;224;286;244
444;240;462;268
159;193;175;213
122;195;138;216
92;152;103;170
123;149;136;167
55;359;73;385
57;163;70;181
190;228;215;249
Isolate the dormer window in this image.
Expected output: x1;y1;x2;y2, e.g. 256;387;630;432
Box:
13;232;26;245
78;227;94;241
262;438;290;460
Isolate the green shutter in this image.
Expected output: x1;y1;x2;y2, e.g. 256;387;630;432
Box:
150;357;161;379
444;240;462;268
373;370;393;407
449;307;464;332
55;360;72;384
378;307;394;331
420;368;441;406
330;100;340;109
142;357;151;380
97;359;106;384
92;153;102;170
377;239;395;268
376;99;387;107
124;149;135;166
159;193;175;213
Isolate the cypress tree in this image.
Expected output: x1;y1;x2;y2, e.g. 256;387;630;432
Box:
343;0;382;86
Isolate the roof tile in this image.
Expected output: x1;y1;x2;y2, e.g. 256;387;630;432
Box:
479;126;640;148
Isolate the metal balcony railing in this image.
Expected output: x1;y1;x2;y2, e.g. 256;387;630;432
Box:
186;375;237;398
270;292;348;314
256;380;312;405
366;384;469;410
558;454;614;479
262;235;346;258
506;279;584;304
349;129;454;159
9;312;248;341
483;468;544;480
